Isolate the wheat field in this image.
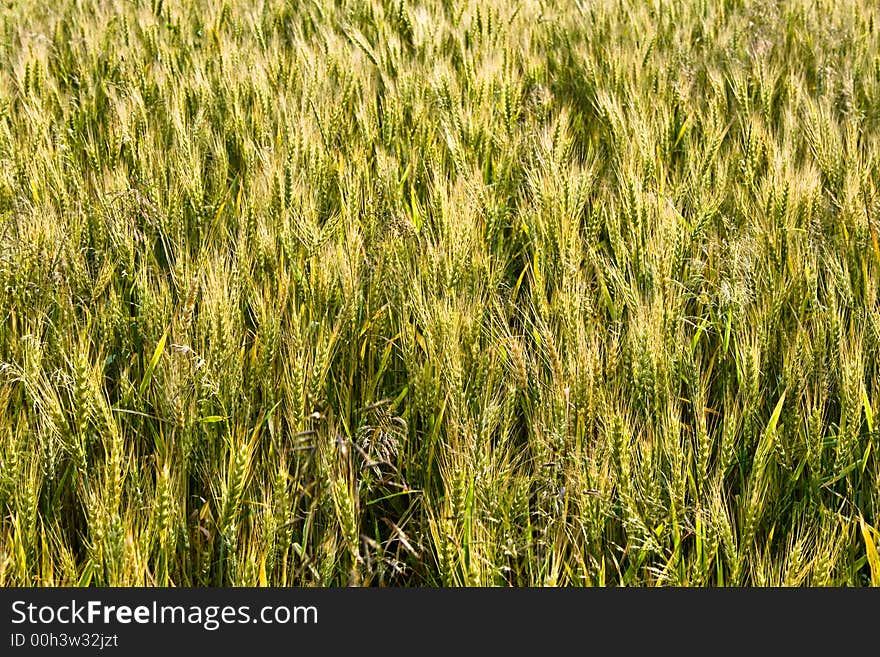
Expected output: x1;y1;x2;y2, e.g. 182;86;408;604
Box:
1;0;879;586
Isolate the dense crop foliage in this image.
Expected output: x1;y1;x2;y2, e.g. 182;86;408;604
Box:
1;0;880;586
